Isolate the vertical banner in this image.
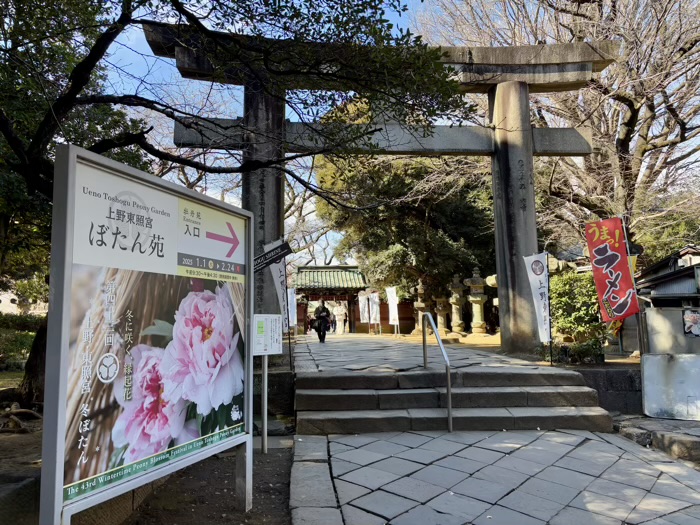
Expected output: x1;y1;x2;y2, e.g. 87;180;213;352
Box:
523;253;551;343
264;240;288;332
359;293;370;323
386;287;399;326
585;218;640;322
369;293;381;324
287;288;297;328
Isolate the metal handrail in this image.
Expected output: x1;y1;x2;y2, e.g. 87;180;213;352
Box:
421;313;453;432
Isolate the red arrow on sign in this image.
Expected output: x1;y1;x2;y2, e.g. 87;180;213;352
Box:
206;222;240;258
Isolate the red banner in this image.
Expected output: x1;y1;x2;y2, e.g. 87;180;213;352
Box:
585;218;639;322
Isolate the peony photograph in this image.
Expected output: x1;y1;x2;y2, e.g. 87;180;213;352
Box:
63;265;246;490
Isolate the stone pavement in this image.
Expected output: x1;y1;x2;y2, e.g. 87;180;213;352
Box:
290;429;700;525
294;333;520;374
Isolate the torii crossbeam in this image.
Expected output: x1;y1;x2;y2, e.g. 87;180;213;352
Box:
143;22;618;353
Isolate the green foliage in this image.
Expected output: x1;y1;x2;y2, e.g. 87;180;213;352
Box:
549;271;605;343
0;312;46;332
539;338;605;365
0;328;35;371
13;274;49;304
316;156;495;295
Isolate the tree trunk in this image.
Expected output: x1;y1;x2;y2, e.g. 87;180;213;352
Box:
17;318;47;408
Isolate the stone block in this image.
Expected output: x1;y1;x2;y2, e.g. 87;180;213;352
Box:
358;439;408;456
383;476;446;503
295;389;377;411
549;507;623;525
334;479;371;505
518;477;580;505
577;369;608;393
445;387;527;408
652;432;700;463
537;465;595;490
499;490;565;521
411;464;470;489
605;369;640;392
508;406;613;432
419;437;467;455
333;448;387;466
625;392;643;414
289;462;336;508
394;447;449;465
598;391;628;413
525;386;598;407
427;492;491;521
390;504;465;525
339;466;400;490
386;432;433;447
452;408;515;431
397;371;458;388
451;476;512;503
294;435;328;462
341;504;387;525
331;458;361;477
352;490;419;520
378;388;439;409
571;490;635;520
620;426;652;447
405;408;452;431
461;367;584;387
472;465;529;489
296;409;411;435
296;371;398;390
371;457;424;476
472;504;546;525
291;507;343;525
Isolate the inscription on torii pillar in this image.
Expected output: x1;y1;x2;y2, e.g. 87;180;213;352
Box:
143;22;618;352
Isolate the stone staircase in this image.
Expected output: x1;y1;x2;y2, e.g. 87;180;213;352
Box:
295;367;612;435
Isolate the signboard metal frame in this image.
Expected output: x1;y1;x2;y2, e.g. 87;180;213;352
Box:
41;145;254;524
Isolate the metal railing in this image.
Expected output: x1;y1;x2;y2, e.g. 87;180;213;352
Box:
421;313;453;432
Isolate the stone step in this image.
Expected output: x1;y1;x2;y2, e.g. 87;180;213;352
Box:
295;386;599;411
295;406;613;435
295;366;585;390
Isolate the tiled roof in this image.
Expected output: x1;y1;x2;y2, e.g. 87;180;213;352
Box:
294;266;367;290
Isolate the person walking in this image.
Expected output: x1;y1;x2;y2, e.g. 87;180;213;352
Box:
314;300;331;343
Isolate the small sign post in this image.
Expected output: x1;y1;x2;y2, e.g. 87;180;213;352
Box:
252;314;283;453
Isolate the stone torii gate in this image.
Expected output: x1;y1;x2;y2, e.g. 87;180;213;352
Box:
143;22;618;353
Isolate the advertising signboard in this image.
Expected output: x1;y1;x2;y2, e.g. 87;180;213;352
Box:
584;218;639;322
41;146;253;524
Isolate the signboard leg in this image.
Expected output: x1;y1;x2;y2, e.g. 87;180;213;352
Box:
262;355;268;454
235;437;253;511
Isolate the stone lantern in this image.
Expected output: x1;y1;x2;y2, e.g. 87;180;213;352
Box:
410;280;432;335
464;268;488;334
448;274;467;336
432;295;451;337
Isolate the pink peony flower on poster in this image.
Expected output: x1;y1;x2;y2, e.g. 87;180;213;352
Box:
161;286;244;417
112;344;187;464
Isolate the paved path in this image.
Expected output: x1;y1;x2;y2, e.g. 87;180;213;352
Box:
294;333;530;374
290;429;700;525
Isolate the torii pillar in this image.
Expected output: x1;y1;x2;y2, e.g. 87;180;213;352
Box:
241;81;285;315
489;81;538;352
